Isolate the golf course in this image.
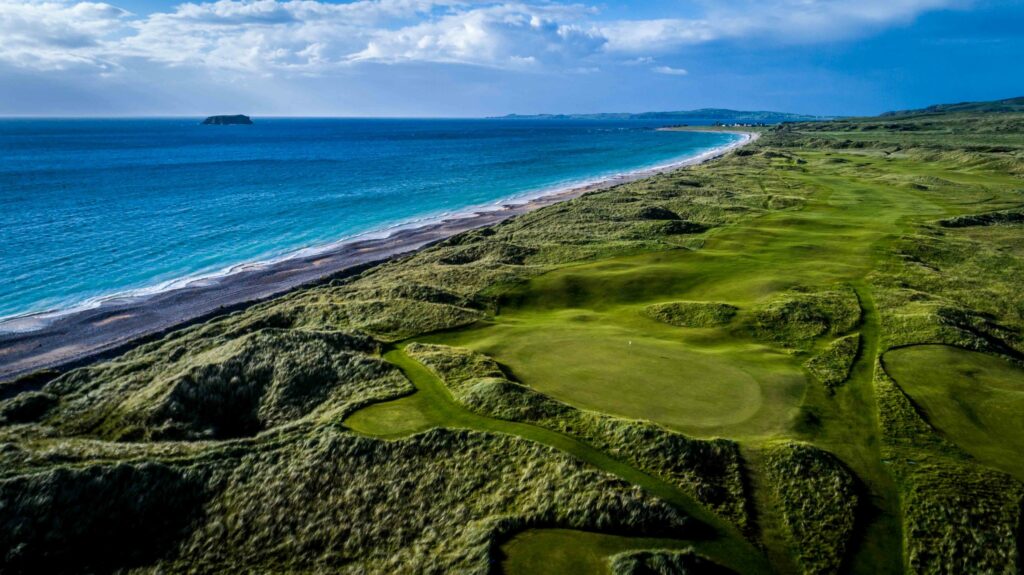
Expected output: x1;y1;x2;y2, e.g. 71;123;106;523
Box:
2;101;1023;574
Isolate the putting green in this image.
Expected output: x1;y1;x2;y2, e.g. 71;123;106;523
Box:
434;319;804;438
343;393;439;438
500;529;693;575
883;345;1024;480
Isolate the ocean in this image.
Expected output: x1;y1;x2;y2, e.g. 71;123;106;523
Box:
0;118;739;326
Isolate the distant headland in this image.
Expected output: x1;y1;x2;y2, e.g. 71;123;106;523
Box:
489;108;829;123
202;114;253;125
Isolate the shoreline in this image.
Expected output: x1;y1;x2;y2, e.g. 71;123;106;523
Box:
0;130;757;382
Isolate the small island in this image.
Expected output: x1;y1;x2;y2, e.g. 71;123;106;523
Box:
201;114;253;125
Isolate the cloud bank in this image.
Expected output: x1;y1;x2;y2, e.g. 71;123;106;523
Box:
0;0;965;76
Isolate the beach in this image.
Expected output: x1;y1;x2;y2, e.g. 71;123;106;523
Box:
0;131;756;382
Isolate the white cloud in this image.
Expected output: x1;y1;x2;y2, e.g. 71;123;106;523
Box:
0;0;966;74
600;0;968;53
600;18;718;53
347;4;606;69
0;0;130;70
652;65;687;76
622;56;655;65
117;0;462;72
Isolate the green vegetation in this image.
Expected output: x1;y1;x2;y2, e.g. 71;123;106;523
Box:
425;321;797;437
938;206;1024;228
759;441;859;575
3;101;1024;573
342;391;438;437
805;334;860;389
643;301;738;327
749;287;861;351
40;329;407;441
873;365;1023;574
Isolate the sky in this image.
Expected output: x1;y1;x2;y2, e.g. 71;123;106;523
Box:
0;0;1021;117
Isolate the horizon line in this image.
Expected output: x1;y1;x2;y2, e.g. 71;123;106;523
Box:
0;107;844;121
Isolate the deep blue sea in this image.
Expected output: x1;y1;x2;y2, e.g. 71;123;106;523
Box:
0;118;739;325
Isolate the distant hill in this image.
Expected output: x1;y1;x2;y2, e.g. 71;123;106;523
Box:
880;97;1024;118
491;108;828;124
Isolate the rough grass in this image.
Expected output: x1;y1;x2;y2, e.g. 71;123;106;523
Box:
748;286;861;351
760;441;859;575
0;462;207;574
805;334;860;389
0;429;694;575
0;391;57;424
873;227;1024;357
643;301;739;328
938;206;1024;228
37;329;407;441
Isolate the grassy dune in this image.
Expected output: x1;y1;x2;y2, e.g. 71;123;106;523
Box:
2;107;1024;574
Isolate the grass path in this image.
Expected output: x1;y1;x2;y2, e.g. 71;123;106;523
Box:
347;348;773;575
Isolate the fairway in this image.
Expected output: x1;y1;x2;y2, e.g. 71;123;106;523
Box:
883;345;1024;480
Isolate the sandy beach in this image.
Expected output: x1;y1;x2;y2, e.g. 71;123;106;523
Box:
0;131;757;382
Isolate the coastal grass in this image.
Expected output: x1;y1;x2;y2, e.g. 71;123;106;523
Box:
642;301;738;328
873;364;1024;574
3;109;1024;573
805;333;861;389
758;441;860;575
419;128;1022;572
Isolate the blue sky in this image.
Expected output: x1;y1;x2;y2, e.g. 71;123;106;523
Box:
0;0;1021;116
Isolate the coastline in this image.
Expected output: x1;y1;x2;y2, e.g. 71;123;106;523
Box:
0;130;757;382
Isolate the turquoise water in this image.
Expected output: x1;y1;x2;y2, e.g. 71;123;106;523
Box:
0;118;738;323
